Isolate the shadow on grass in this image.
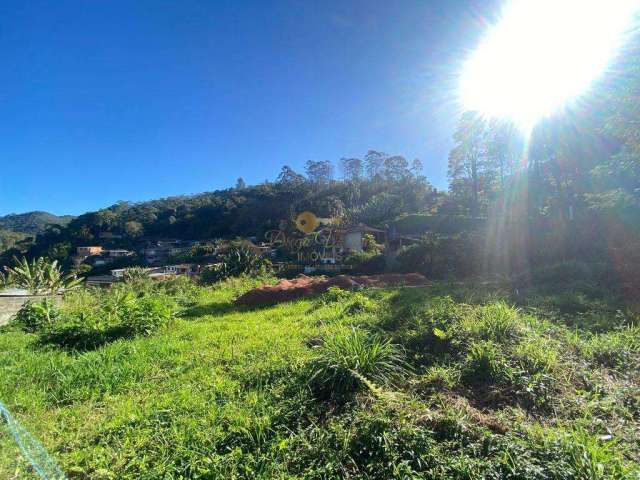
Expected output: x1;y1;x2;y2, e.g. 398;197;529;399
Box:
181;300;277;319
36;325;136;352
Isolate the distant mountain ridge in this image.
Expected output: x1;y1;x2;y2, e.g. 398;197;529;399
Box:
0;211;74;235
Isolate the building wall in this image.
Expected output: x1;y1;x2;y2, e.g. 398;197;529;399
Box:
344;232;363;251
77;246;103;255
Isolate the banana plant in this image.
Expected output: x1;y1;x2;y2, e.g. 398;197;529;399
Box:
0;269;11;289
4;256;83;295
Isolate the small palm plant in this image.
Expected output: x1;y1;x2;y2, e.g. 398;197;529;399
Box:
4;256;83;295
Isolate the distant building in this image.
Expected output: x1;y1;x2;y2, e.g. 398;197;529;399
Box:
143;239;207;264
111;264;200;279
161;264;200;276
76;246;103;257
340;225;386;252
105;249;133;258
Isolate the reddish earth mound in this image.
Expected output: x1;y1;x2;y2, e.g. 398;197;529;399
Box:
235;273;429;306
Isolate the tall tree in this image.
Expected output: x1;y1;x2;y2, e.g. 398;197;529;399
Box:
447;112;488;216
235;177;247;189
305;160;334;187
383;156;411;182
411;158;424;177
340;157;363;182
276;165;306;186
485;119;521;191
364;150;386;179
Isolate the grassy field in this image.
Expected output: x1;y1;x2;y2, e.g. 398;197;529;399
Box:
0;276;638;479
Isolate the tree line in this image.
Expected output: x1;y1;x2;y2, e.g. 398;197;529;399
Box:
0;152;437;269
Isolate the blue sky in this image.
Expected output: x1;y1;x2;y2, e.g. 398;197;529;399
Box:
0;0;499;216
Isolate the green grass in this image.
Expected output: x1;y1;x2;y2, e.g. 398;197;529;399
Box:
1;277;638;479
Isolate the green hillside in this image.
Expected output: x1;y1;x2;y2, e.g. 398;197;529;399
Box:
1;277;637;478
0;211;74;236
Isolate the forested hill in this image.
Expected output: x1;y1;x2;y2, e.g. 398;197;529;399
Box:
0;211;74;235
10;157;437;263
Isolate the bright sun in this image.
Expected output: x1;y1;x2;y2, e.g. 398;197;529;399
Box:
460;0;640;128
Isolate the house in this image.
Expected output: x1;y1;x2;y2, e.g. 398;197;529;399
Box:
111;264;200;279
76;246;104;257
161;264;200;276
340;225;386;252
105;249;133;258
142;239;211;264
110;268;127;278
144;246;183;264
143;240;188;264
86;275;117;287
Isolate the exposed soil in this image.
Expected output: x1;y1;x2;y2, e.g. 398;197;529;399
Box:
235;273;429;306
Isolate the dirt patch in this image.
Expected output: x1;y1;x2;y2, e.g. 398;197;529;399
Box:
235;273;429;306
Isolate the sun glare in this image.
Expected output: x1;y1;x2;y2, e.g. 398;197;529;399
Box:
460;0;640;128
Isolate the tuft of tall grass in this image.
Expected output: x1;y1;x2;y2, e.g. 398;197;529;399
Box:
309;328;409;400
466;301;523;343
465;340;512;383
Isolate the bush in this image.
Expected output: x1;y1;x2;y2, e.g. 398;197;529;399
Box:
319;287;378;314
14;298;60;332
34;286;177;349
395;232;484;279
122;266;151;284
395;235;439;275
201;246;271;284
122;294;176;335
320;286;352;304
309;328;408;400
344;251;386;274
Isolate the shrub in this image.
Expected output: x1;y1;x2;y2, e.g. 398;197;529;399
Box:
201;246;271;284
320;286;352;303
344;292;377;315
156;276;201;308
122;295;176;335
395;232;483;278
309;328;408;400
14;298;61;332
395;235;439;275
38;287;177;349
320;287;377;314
344;251;386;274
122;266;151;284
526;261;617;290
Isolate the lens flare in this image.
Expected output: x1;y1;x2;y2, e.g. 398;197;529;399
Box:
460;0;640;128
